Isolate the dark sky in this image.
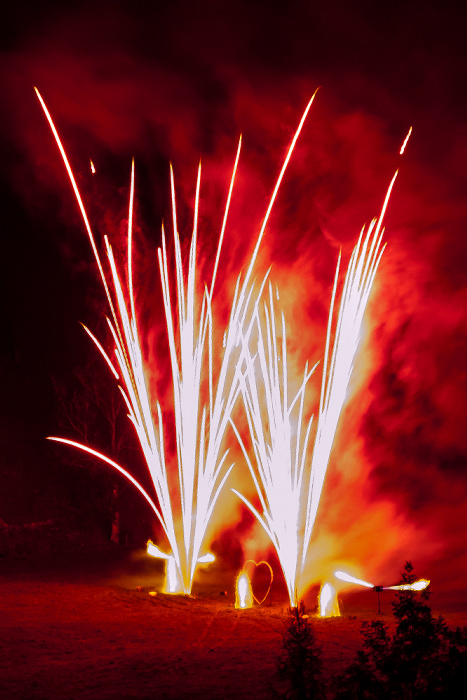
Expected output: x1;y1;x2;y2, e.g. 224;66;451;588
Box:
1;1;467;601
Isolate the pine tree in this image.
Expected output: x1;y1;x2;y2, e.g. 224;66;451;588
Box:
334;561;467;698
274;601;325;699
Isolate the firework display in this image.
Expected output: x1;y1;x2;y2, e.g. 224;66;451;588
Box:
232;174;396;605
38;87;318;595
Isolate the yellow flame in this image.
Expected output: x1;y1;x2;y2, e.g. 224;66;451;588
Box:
235;572;253;609
319;583;340;617
386;579;430;591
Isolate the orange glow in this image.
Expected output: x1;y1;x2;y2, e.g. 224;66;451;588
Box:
147;541;214;593
235;572;253;609
319;583;340;617
81;323;120;379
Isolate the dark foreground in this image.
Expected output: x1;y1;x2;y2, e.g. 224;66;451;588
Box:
1;551;466;699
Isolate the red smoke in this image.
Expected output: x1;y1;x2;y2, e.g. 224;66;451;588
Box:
2;2;467;605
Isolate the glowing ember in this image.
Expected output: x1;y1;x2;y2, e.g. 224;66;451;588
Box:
319;583;340;617
37;87;317;596
235;572;253;609
90;159;96;174
232;175;396;607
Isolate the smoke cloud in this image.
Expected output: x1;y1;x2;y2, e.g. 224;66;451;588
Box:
1;1;467;602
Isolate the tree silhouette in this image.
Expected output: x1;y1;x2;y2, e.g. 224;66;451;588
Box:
274;601;326;699
334;561;467;698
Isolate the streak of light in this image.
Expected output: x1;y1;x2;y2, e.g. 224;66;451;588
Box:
334;571;374;588
335;570;430;592
385;579;430;591
80;323;120;379
37;88;316;595
400;126;412;155
47;437;165;523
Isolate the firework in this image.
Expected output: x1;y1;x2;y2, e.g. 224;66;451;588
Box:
319;583;340;617
37;88;317;594
232;174;397;606
235;572;253;609
334;570;430;591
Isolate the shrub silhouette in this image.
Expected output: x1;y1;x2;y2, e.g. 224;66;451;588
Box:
334;561;467;698
273;601;326;699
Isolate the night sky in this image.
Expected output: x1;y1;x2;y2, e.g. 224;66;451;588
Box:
1;1;467;602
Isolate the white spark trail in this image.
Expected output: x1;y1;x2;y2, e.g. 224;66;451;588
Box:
37;88;316;594
234;174;397;606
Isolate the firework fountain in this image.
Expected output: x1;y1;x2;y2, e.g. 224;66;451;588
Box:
232;173;398;606
37;87;317;595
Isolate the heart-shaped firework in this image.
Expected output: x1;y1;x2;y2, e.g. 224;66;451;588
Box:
243;560;274;605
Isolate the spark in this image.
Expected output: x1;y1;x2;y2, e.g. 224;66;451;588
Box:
233;174;396;606
37;88;316;595
90;159;96;174
80;323;120;380
47;437;164;522
400;126;412;155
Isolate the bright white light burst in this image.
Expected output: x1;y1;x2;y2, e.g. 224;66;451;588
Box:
233;174;397;606
37;87;317;595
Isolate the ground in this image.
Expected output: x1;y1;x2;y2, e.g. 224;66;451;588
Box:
1;550;466;699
